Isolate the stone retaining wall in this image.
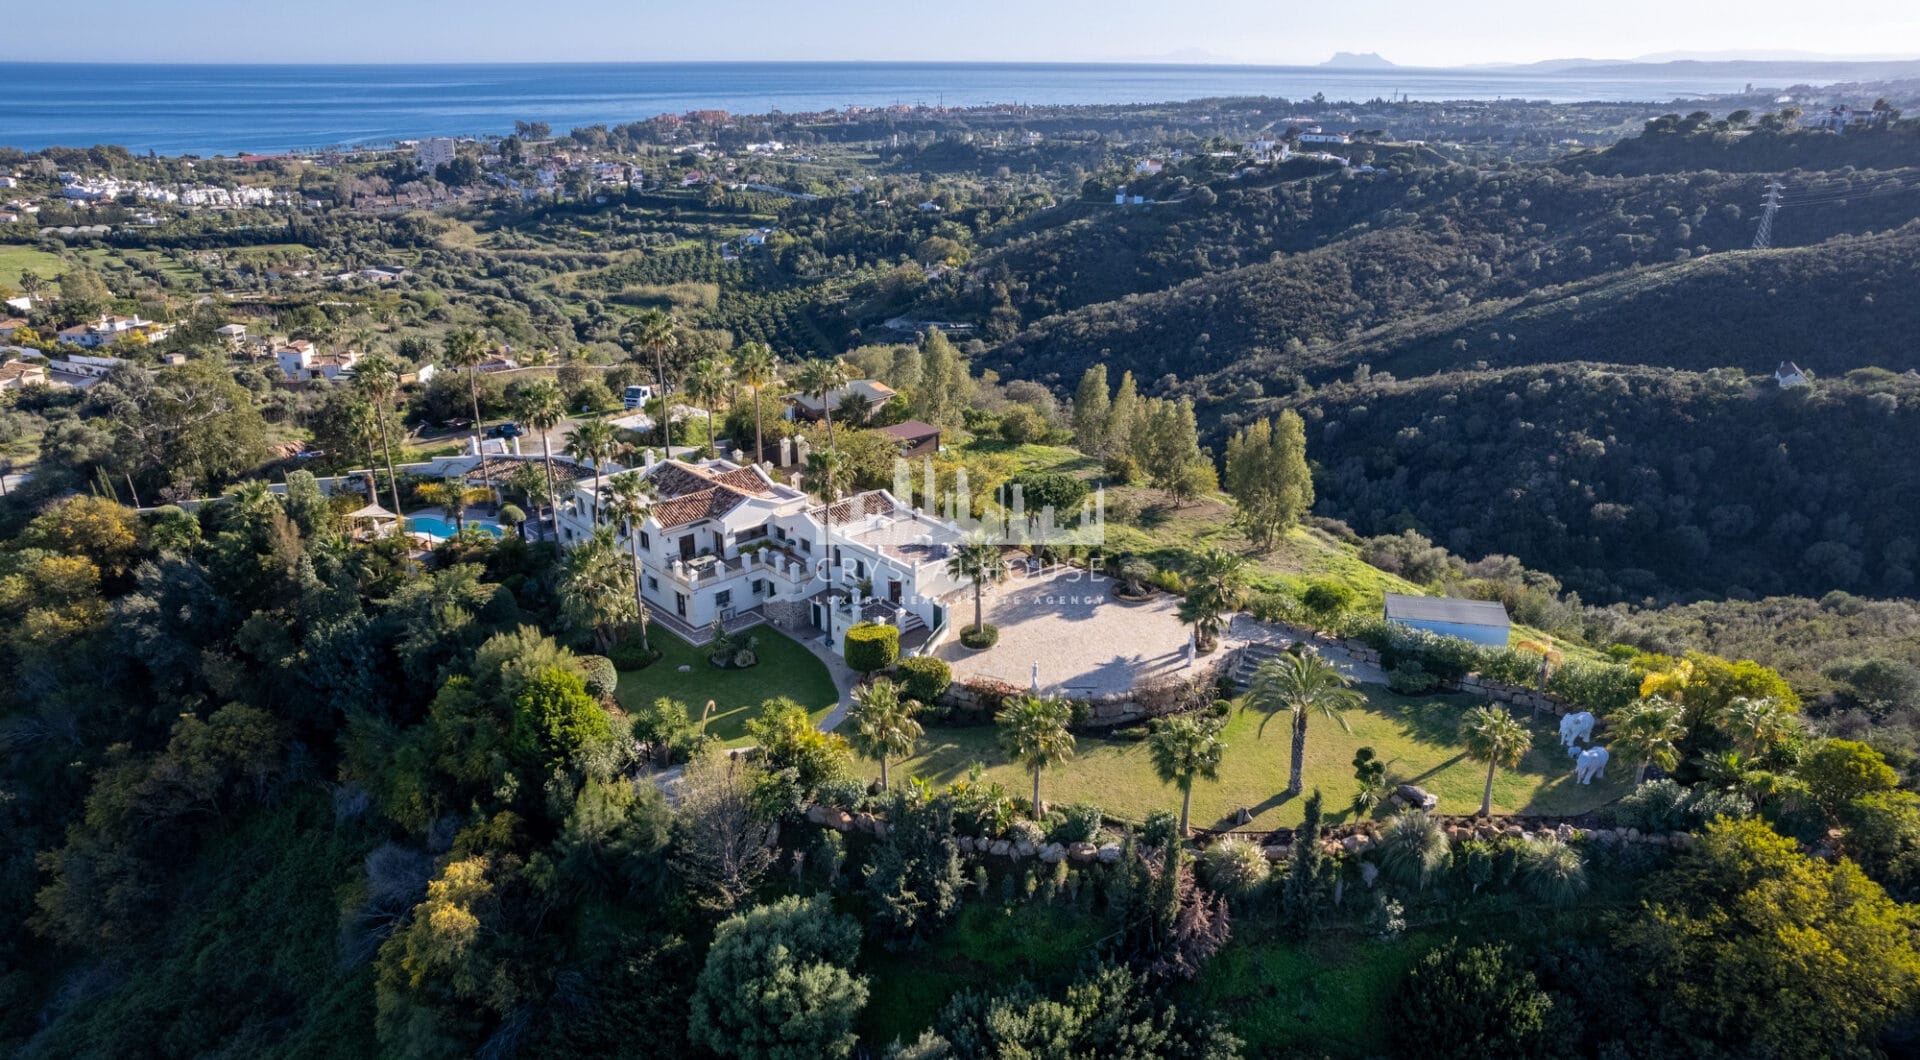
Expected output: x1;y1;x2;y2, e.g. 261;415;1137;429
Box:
1241;616;1574;716
934;660;1228;728
803;801;1683;868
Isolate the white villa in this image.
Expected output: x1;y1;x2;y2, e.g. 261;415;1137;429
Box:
554;454;971;654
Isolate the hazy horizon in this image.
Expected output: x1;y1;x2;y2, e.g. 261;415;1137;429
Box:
31;0;1920;67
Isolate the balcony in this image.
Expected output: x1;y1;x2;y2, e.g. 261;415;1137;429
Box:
658;545;816;592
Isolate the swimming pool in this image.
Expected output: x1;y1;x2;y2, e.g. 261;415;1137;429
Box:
407;513;505;540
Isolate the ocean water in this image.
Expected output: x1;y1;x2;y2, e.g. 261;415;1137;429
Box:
0;61;1770;156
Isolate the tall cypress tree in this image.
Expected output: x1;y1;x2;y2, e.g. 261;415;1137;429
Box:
1284;789;1327;937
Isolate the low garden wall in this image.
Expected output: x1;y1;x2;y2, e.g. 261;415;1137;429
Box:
934;659;1230;729
803;801;1691;867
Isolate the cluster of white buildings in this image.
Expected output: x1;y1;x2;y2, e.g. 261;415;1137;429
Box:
273;340;361;382
54;314;171;348
57;172;283;208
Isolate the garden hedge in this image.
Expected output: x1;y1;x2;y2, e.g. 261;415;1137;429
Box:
844;621;901;674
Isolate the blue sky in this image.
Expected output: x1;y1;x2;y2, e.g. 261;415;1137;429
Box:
51;0;1920;65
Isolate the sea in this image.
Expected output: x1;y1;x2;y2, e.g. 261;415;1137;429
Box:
1;61;1781;156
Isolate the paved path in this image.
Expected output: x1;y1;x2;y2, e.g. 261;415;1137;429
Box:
938;567;1194;698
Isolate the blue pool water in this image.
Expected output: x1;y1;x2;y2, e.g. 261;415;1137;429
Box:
409;514;504;539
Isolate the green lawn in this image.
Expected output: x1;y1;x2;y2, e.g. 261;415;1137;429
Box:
874;689;1626;830
860;899;1106;1047
1184;929;1436;1056
0;245;65;290
613;625;837;747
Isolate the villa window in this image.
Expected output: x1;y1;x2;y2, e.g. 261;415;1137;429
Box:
647;575;659;591
752;579;766;595
799;539;812;554
716;589;733;608
639;530;651;550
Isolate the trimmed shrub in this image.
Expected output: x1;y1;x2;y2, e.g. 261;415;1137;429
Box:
609;638;662;672
1388;661;1441;696
844;622;901;674
897;655;952;703
579;654;619;699
959;623;1000;650
1615;779;1690;832
1300;579;1357;622
1051;803;1104;844
1245;590;1303;624
815;777;867;811
1477;648;1543;687
1548;660;1641;713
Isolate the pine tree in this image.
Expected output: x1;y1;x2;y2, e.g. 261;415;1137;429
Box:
1072;365;1111;453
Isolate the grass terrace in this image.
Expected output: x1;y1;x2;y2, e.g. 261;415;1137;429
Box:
613;624;837;747
869;689;1626;830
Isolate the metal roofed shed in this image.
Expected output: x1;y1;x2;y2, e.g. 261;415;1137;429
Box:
1383;592;1512;647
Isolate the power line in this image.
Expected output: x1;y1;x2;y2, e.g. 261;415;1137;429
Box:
1752;180;1784;250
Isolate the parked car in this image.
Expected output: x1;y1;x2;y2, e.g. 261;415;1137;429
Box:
487;421;523;439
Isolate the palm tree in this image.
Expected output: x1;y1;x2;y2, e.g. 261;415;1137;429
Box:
1720;696;1797;761
443;328;493;497
351;352;407;526
683;355;729;456
563;417;618;524
1246;648;1365;796
733;341;777;465
1175;548;1248;652
602;470;657;653
629;308;679;451
846;677;923;790
1519;836;1588;907
1376;810;1449;890
1460;705;1533;817
514;379;568;539
1513;635;1564;696
793;357;851;446
946;531;1006;638
802;446;849;577
506;461;549;530
1610;696;1687;783
559;526;638;653
417;475;489;532
995;693;1075;813
1149;714;1228;835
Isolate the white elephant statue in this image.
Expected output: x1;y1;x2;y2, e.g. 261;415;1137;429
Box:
1558;711;1595;750
1574;746;1610;785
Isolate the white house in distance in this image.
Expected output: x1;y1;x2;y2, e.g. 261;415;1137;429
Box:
1297;125;1352;146
276;341;361;382
55;315;169;348
1774;360;1811;388
554;454;969;654
1383;593;1512;648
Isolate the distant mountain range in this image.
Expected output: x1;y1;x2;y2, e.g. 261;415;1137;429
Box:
1313;50;1920;80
